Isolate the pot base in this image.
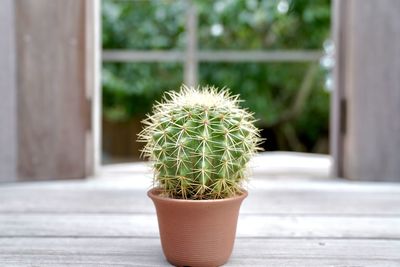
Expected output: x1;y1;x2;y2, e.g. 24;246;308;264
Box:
148;188;247;267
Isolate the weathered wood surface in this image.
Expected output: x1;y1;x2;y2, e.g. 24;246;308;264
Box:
2;214;400;239
332;0;400;181
0;0;17;182
0;153;400;266
0;0;95;182
1;174;399;216
1;238;399;267
14;0;91;181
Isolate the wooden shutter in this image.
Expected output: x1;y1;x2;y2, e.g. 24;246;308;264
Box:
0;0;18;182
332;0;400;181
0;0;97;182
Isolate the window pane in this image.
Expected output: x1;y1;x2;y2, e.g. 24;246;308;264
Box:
102;63;183;164
199;62;330;152
102;0;187;49
197;0;331;50
103;62;183;119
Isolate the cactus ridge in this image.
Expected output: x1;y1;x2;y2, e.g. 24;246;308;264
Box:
139;85;262;199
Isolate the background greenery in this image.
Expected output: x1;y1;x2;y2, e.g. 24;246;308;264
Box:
102;0;331;159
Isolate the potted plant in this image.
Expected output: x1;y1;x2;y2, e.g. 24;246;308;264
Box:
139;85;261;267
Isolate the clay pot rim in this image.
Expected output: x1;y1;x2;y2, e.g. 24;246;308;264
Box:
147;187;248;203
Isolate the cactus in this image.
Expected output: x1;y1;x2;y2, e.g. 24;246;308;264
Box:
139;85;262;199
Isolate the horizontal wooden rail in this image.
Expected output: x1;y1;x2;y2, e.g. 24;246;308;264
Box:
102;50;323;63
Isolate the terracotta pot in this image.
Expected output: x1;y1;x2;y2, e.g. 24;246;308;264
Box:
148;188;248;267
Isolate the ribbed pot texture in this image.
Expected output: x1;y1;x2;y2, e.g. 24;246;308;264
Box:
148;188;247;267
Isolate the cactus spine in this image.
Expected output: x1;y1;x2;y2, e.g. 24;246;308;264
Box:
139;85;262;199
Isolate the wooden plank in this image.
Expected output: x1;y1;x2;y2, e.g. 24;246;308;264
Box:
197;50;323;62
102;50;184;62
84;0;99;177
237;215;400;239
102;50;323;62
99;152;332;178
87;0;102;176
1;214;400;239
15;0;91;180
0;0;17;182
0;238;399;266
336;0;400;181
0;183;399;215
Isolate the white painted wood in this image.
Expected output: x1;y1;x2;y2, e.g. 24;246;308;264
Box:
91;0;102;177
102;50;184;62
1;214;399;239
83;0;101;177
102;50;323;62
0;238;399;266
0;0;17;182
184;0;198;86
84;0;100;177
197;50;323;62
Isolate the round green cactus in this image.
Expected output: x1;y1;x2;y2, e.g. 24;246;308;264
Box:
139;85;262;199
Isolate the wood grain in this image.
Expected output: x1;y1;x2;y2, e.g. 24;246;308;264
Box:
0;238;399;267
334;0;400;181
1;214;400;239
331;0;347;177
0;0;17;182
14;0;90;180
1;184;399;215
1;157;400;266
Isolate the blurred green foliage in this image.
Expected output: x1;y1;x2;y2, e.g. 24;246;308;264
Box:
102;0;186;49
102;62;183;121
102;0;331;153
196;0;330;49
